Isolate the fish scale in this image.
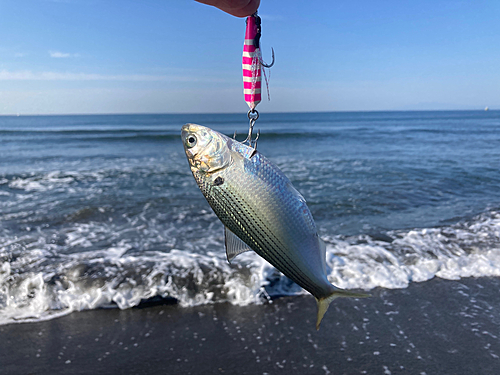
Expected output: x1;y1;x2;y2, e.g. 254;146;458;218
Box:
182;123;368;329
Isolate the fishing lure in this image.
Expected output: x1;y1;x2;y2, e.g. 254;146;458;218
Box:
242;12;274;147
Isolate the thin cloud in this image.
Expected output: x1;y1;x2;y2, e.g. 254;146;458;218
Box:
49;51;79;58
0;70;229;83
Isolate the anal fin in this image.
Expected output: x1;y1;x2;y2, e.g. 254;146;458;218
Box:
224;226;253;263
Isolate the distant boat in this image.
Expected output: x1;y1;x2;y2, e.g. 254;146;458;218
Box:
485;107;489;111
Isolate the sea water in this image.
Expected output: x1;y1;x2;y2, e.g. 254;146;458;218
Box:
1;111;499;324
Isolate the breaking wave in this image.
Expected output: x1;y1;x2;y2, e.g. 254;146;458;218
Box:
1;210;499;326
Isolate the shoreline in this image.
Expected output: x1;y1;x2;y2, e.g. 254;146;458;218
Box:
2;277;500;374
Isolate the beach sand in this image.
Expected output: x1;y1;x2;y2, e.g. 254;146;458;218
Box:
1;277;499;374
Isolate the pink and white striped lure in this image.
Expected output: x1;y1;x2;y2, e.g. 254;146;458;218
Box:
242;13;273;112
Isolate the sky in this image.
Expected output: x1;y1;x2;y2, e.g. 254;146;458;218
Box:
0;0;499;115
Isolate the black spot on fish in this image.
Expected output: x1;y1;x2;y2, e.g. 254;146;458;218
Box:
214;177;224;186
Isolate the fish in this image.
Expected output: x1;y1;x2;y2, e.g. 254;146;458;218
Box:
181;123;368;329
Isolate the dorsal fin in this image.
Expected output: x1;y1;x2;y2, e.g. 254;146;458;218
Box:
224;226;253;263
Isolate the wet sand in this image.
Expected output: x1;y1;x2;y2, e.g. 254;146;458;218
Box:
1;277;500;374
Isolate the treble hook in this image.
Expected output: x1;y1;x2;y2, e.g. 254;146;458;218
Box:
252;12;275;69
243;109;259;148
253;129;260;150
260;47;275;68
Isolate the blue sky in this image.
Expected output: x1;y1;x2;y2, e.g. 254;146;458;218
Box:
1;0;499;114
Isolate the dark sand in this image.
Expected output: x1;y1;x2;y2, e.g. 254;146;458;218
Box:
1;277;500;374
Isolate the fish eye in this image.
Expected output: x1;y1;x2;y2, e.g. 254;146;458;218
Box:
186;134;197;148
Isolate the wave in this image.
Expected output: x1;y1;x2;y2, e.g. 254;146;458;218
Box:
1;210;499;325
2;170;109;192
0;129;335;145
0;129;181;142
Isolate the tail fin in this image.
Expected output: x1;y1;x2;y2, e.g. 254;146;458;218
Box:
315;289;370;330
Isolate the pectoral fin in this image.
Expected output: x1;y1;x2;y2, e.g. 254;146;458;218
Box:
224;226;252;263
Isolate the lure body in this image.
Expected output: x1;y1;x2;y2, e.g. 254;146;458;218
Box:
242;14;262;110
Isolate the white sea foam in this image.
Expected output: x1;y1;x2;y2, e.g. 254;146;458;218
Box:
7;170;105;192
325;211;500;290
0;211;499;325
0;243;271;325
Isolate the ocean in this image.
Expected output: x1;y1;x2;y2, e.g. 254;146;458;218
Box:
1;110;500;326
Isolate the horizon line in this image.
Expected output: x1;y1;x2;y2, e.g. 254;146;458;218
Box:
0;108;496;117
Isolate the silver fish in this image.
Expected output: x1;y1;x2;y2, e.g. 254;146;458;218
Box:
181;123;367;329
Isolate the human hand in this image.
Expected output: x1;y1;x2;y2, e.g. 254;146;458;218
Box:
195;0;260;17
